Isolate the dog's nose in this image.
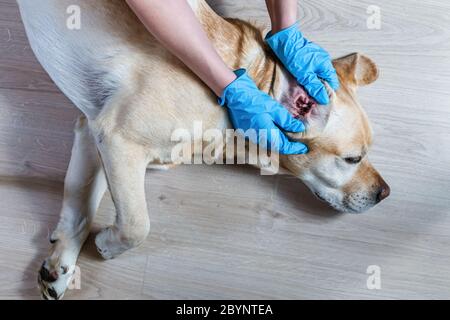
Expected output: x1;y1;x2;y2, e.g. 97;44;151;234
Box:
376;182;391;203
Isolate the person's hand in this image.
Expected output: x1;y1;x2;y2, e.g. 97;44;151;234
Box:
218;69;308;155
266;23;339;105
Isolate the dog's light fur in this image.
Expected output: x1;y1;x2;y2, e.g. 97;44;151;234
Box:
17;0;389;299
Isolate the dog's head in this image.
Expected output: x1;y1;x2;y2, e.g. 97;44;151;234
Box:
274;53;390;213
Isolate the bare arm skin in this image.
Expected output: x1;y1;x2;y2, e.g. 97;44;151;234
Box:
265;0;299;33
126;0;236;97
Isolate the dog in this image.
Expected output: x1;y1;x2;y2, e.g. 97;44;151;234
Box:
17;0;390;299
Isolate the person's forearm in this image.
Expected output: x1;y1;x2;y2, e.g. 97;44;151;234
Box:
126;0;236;96
265;0;298;33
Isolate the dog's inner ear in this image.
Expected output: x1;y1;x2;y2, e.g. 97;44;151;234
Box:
283;84;318;119
333;53;379;88
279;82;333;141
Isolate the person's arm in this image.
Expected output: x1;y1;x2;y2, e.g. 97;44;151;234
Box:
265;0;339;105
126;0;235;97
265;0;298;33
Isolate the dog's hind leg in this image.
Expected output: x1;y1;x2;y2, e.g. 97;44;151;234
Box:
93;131;150;260
38;115;107;300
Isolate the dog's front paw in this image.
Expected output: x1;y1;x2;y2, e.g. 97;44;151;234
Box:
38;238;81;300
38;257;76;300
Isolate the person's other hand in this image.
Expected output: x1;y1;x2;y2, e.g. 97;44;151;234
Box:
266;23;339;105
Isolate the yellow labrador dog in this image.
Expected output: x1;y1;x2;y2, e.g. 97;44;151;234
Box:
17;0;389;299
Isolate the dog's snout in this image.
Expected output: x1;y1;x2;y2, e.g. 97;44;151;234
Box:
376;181;391;203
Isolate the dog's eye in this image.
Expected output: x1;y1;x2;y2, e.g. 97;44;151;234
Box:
345;156;362;164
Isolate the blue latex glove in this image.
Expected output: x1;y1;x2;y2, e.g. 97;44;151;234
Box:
266;23;339;105
218;69;308;155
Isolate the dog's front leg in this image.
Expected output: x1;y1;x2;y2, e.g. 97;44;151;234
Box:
93;131;150;260
38;116;107;300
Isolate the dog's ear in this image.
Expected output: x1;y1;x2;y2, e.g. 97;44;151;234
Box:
280;80;336;141
333;53;379;88
286;106;333;141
